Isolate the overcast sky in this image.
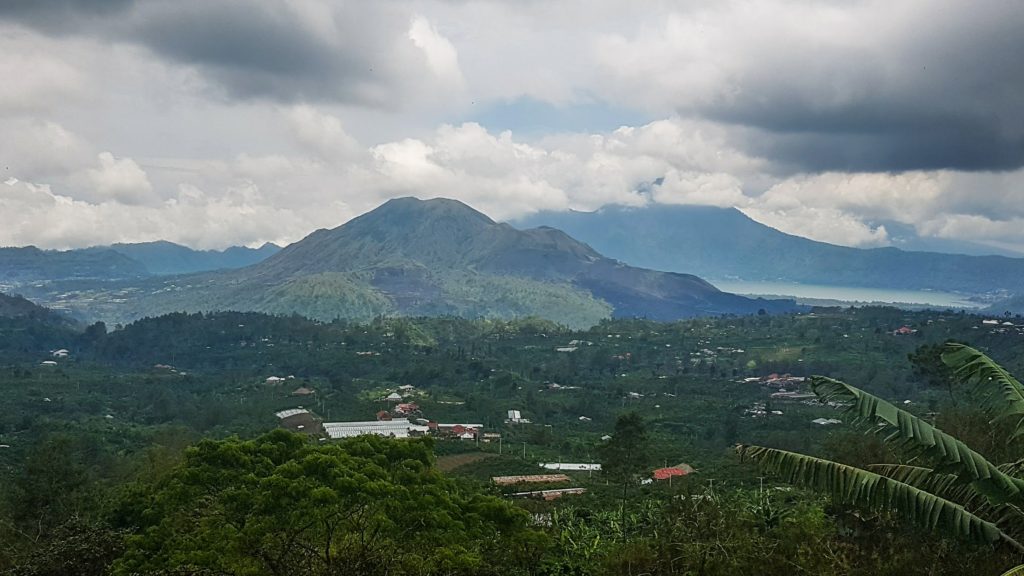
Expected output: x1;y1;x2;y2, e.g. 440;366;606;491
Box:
1;0;1022;253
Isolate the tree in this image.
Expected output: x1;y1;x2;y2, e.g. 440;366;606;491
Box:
598;412;651;535
111;430;540;576
738;343;1024;572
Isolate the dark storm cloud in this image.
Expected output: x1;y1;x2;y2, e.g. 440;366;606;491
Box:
129;2;385;103
708;4;1024;172
741;108;1024;174
0;0;418;105
597;1;1024;173
0;0;136;32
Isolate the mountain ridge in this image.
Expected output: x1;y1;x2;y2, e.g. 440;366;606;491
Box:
17;197;799;327
515;204;1024;296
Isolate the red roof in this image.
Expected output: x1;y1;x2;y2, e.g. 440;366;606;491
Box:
652;467;689;480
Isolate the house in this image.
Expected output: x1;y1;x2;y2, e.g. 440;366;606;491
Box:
40;360;57;366
51;349;69;358
291;386;315;396
435;423;483;439
376;410;393;421
893;326;917;336
811;418;842;426
265;376;286;384
983;319;1000;325
492;474;571;486
275;408;310;419
578;416;592;422
555;346;578;353
385;392;403;402
507;409;529;424
651;463;695;481
394;402;419;415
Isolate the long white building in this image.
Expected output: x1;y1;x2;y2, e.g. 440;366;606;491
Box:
322;420;430;439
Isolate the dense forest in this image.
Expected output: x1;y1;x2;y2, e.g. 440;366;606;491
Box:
1;301;1023;574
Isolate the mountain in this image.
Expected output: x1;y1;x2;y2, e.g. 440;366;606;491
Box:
0;246;149;285
868;219;1024;257
52;198;798;328
0;293;80;356
0;292;58;319
101;241;281;275
515;204;1024;296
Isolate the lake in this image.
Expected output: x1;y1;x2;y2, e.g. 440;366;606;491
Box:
712;280;985;309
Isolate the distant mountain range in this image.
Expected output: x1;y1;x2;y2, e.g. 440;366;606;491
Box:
102;241;281;275
12;198;798;327
0;246;149;284
0;241;280;285
515;205;1024;296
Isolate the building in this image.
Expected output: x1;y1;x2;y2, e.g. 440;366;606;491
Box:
651;463;695;481
274;408;323;435
434;423;483;440
811;418;843;426
511;488;587;501
506;409;530;424
539;463;601;471
291;386;315;396
385;392;403;402
394;402;419;415
323;420;429;439
492;474;571;486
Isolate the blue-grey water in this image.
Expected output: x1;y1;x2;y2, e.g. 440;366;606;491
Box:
713;281;984;309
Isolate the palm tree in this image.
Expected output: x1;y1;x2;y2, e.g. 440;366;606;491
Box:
738;343;1024;571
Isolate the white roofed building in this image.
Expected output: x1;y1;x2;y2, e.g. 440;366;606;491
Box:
323;420;429;439
540;463;601;471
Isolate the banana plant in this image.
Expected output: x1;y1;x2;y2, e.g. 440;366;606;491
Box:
738;343;1024;566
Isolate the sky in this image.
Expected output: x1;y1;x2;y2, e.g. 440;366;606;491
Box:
0;0;1022;253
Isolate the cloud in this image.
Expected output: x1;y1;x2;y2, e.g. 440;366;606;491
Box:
408;16;464;88
651;170;746;208
1;1;1023;255
594;0;1024;172
285;105;362;161
0;1;462;107
0;178;309;250
743;205;891;248
86;152;154;204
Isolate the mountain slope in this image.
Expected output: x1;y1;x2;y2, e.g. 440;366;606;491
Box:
58;198;798;327
515;205;1024;295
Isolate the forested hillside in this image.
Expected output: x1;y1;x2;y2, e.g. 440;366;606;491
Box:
1;303;1022;573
